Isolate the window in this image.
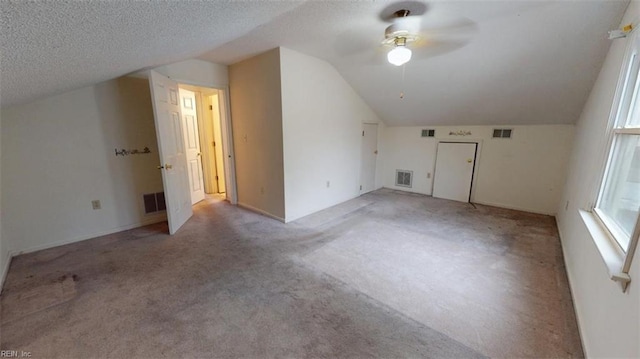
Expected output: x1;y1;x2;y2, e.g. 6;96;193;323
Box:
595;137;640;250
590;28;640;291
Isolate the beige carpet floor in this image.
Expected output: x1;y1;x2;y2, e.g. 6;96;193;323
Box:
0;189;582;358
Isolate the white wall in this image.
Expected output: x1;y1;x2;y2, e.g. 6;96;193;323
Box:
229;48;286;220
381;125;574;215
556;1;640;357
1;77;165;257
280;48;384;222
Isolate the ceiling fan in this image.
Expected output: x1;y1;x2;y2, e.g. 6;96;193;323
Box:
383;9;421;66
379;4;477;66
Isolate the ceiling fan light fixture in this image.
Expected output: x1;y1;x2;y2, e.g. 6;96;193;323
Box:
387;44;412;66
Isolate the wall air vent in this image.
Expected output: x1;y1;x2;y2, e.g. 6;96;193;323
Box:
492;129;512;138
143;192;166;214
421;129;435;137
396;170;413;188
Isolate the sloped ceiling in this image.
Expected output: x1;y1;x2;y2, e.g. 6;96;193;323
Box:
0;1;304;107
1;1;629;126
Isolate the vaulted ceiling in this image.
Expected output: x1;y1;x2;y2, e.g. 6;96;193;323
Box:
1;1;630;126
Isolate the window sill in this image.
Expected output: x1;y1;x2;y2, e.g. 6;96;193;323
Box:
579;210;630;290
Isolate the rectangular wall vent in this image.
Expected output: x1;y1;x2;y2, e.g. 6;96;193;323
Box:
143;192;166;214
396;170;413;188
492;129;512;138
421;129;435;137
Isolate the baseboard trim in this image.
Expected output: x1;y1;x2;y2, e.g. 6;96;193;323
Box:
3;214;167;281
381;186;430;196
1;215;167;294
556;220;589;357
381;187;557;216
285;192;363;223
0;249;12;295
237;202;285;223
471;200;555;216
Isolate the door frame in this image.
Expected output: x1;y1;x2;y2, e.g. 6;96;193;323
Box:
168;79;237;205
359;122;379;194
431;140;483;203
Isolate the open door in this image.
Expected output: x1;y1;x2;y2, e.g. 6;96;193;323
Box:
178;88;206;204
149;70;193;234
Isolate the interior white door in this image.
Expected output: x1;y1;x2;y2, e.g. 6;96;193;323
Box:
360;123;378;194
179;88;206;204
149;70;193;234
432;142;477;203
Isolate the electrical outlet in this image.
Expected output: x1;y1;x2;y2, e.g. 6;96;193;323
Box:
326;181;330;188
91;200;101;210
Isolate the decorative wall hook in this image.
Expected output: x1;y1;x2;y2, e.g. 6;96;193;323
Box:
449;130;472;136
115;147;151;156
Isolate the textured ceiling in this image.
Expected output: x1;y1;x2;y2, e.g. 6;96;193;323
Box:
1;1;630;126
0;1;303;107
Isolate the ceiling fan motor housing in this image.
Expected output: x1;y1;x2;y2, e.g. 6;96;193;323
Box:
384;16;421;43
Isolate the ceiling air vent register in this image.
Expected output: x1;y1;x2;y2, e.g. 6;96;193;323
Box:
493;129;512;138
396;170;413;188
421;129;435;137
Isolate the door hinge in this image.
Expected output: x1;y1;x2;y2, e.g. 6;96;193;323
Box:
360;185;362;190
212;141;216;147
362;131;365;136
209;105;213;110
216;175;219;180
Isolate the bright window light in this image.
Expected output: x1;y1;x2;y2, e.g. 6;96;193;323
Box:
595;33;640;253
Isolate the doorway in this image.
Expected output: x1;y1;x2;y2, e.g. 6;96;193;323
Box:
178;84;230;203
432;142;478;203
149;70;236;234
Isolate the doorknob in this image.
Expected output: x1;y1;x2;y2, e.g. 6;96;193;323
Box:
197;152;202;157
467;159;473;163
157;164;173;170
157;165;164;169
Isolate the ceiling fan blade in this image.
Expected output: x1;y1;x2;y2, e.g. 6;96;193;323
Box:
333;29;383;57
421;18;478;35
337;44;391;68
410;39;470;60
354;47;391;67
420;16;478;36
346;39;468;67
